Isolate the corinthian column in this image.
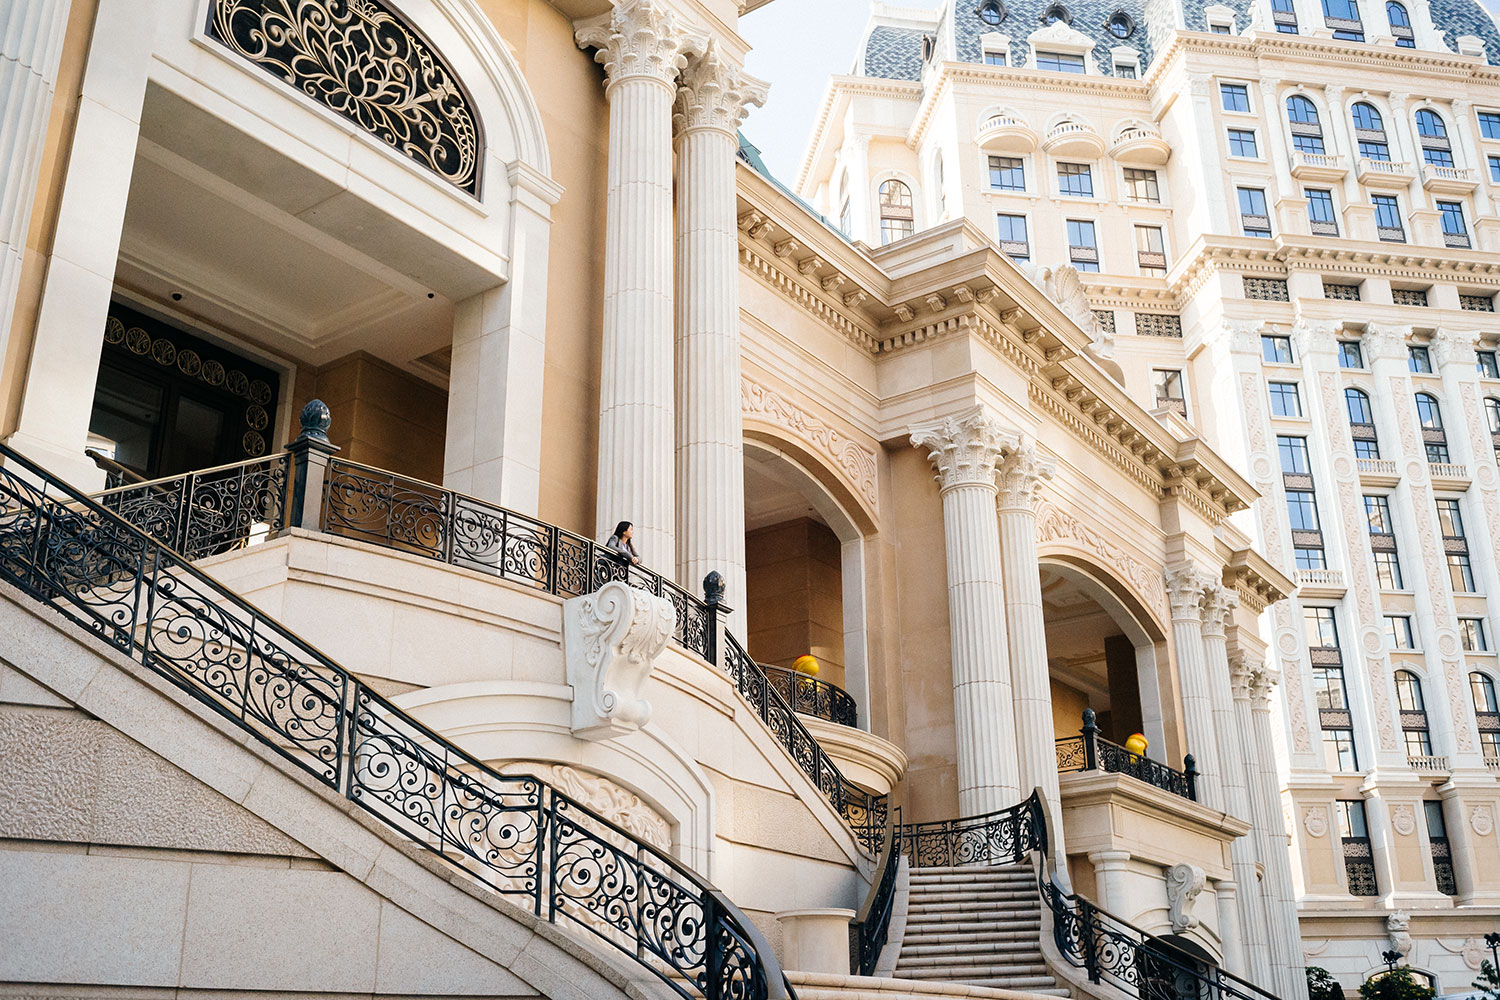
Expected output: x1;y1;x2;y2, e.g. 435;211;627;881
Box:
1165;567;1224;811
911;407;1019;815
576;0;699;566
0;0;71;361
995;440;1056;802
674;46;766;627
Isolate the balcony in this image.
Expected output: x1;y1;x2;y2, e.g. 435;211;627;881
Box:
1429;462;1470;487
1294;568;1346;597
1291;150;1349;182
1110;124;1170;165
1357;157;1415;189
1357;457;1400;483
1043;121;1106;158
1408;754;1450;773
1056;710;1197;801
1154;394;1186;416
1487;756;1500;773
977;114;1038;153
1421;164;1479;195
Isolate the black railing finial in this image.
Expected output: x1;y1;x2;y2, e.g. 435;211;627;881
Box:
1184;753;1199;801
297;398;333;443
1082;708;1099;771
285;400;339;529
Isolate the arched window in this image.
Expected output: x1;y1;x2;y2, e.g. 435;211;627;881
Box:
1485;396;1500;434
1386;0;1414;45
1043;3;1071;23
1415;109;1454;167
837;171;851;236
978;0;1006;24
1287;95;1326;154
1473;673;1500;759
1346;388;1381;458
1396;670;1432;757
1415;391;1443;429
878;179;915;244
1351;102;1389;160
1473;672;1499;712
934;152;946;219
1108;10;1134;36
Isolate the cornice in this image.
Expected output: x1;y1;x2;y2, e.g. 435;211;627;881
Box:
1145;32;1489;91
738;242;879;352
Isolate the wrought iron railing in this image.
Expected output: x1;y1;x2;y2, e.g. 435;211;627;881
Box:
763;662;858;728
900;793;1045;869
1055;709;1197;801
89;453;291;561
0;441;789;1000
849;804;902;977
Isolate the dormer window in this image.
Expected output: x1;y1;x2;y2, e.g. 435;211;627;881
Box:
978;0;1006;25
1036;50;1086;72
1108;11;1135;37
1043;4;1072;24
1386;1;1414;45
1204;4;1237;32
980;30;1011;65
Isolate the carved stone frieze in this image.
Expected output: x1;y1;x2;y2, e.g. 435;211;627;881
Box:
564;581;675;741
1391;804;1416;837
505;761;673;852
1034;497;1168;622
740;375;878;511
909;406;1015;492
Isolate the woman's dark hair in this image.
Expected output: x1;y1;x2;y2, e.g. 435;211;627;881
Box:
613;521;632;539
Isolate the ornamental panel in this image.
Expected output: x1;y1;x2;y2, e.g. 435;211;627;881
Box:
207;0;483;196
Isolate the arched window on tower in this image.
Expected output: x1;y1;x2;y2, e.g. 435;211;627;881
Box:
837;171;851;236
1386;1;1414;45
1344;388;1380;458
1472;672;1500;760
1351;101;1389;160
1394;670;1433;758
1287;95;1326;154
1415;391;1449;462
878;179;915;244
1415;109;1453;167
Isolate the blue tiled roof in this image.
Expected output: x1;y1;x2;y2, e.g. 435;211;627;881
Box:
1429;0;1500;62
865;25;927;79
952;0;1152;72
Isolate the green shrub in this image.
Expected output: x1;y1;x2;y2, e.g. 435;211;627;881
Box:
1308;966;1344;1000
1358;967;1434;1000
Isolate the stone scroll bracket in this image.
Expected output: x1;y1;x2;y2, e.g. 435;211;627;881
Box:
563;581;677;741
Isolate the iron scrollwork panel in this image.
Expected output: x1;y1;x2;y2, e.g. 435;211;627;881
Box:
207;0;484;195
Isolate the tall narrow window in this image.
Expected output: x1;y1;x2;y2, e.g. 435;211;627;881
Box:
1288;95;1327;154
1135;225;1167;275
1067;219;1100;271
1485;397;1500;456
1284;436;1325;568
1345;388;1381;458
1352;102;1390;160
996;213;1030;260
1427;801;1457;895
1416;109;1454;167
1410;346;1433;373
1460;618;1490;652
1269;381;1302;416
1437;498;1474;592
1478;351;1499;379
1153;369;1186;415
1481;111;1500;140
1472;672;1500;759
934;153;946;218
837;172;851;235
1339;800;1379;894
1386;615;1416;649
1339;340;1365;369
1365;494;1404;589
1306;189;1338;234
1395;670;1432;758
1438;200;1470;249
1272;0;1300;31
1416;392;1450;463
1373;194;1405;242
878;179;915;244
1239;187;1272;236
1385;1;1414;45
1323;0;1365;39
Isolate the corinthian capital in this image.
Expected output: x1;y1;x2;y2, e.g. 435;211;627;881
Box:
1229;651;1256;701
1364;323;1411;363
1199;582;1239;639
1165;566;1210;621
675;43;769;136
575;0;703;90
1250;661;1280;706
1432;328;1478;370
995;439;1055;512
910;407;1015;492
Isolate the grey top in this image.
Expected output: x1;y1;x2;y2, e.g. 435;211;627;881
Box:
606;535;640;563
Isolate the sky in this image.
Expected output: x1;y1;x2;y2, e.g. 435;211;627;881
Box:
738;0;1500;189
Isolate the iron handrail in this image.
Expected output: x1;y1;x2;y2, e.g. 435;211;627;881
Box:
899;792;1046;869
849;803;901;977
0;441;791;1000
761;662;858;728
85;448;148;488
1055;709;1197;801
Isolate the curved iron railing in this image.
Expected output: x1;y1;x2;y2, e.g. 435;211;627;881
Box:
900;793;1046;869
1055;709;1197;801
90;453;291;561
849;803;902;977
0;442;790;1000
763;662;858;728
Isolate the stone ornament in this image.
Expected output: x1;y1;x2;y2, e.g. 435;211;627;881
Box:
1470;805;1494;837
741;375;878;510
504;761;673;851
1391;804;1416;837
564;581;676;740
1198;583;1238;639
1034;498;1168;622
675;42;769;136
1304;805;1329;838
995;439;1055;512
1432;328;1478;371
909;406;1016;492
1165;863;1206;933
1165;566;1210;621
1038;263;1105;351
575;0;703;89
1387;911;1413;959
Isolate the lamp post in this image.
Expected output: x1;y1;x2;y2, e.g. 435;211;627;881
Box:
1380;950;1402;974
1485;932;1500;972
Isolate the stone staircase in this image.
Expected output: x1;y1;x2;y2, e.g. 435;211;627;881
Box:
893;864;1068;996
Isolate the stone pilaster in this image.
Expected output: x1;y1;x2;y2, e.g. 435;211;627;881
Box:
673;45;766;628
911;407;1019;815
576;0;700;566
0;0;71;363
1250;663;1307;1000
1166;567;1224;811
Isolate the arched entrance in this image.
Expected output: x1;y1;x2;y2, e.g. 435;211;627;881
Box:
742;438;873;729
1040;558;1171;760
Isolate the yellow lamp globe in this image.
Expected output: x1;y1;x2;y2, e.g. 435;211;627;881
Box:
1124;733;1149;756
793;654;820;677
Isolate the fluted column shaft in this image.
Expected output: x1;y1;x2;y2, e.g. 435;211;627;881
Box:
912;408;1019;815
577;0;693;565
1166;568;1224;812
0;0;71;393
1251;666;1306;1000
674;52;765;624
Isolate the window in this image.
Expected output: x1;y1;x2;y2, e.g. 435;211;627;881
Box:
1339;341;1365;368
1036;50;1086;73
1326;730;1360;772
1386;616;1416;649
1487;397;1500;435
1136;225;1167;275
1221;83;1251;113
1464;294;1496;313
1428;802;1457;895
1365;493;1395;533
1323;0;1365;40
1263;334;1294;364
1438;201;1470;248
985;49;1008;64
1279;435;1311;474
1394;288;1428;307
1491;155;1500;183
1326;282;1361;301
1395;669;1424;710
1416;108;1448;139
1373;194;1404;241
1305;607;1340;649
1436;497;1465;538
996;213;1029;260
1057;162;1094;197
1153;369;1186;414
1478;351;1499;378
1239;187;1271;236
1339;801;1378;894
1288;95;1326;155
1067;219;1100;272
1345;388;1378;460
1228;128;1260;157
1352;102;1390;161
1114;62;1137;78
1296;545;1327;570
979;0;1005;24
1417;110;1455;168
1270;381;1302;416
1474;672;1500;758
1043;3;1071;22
989;155;1026;191
1210;20;1232;32
1123;168;1160;202
878;180;915;245
1272;0;1299;31
1481;111;1500;140
1395;670;1431;757
1461;618;1490;652
1306;189;1338;234
1409;347;1433;373
935;153;946;218
1373;549;1404;589
1109;11;1134;36
1448;552;1473;592
1473;672;1499;711
1385;1;1414;45
1438;498;1475;592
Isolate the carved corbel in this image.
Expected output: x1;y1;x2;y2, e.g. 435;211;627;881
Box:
798;255;825;275
893;303;916;322
925;292;947;312
564;581;676;741
773;238;800;258
1166;863;1206;933
821;273;846;293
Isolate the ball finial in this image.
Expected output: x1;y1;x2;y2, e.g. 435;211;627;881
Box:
298;399;332;443
703;571;726;604
793;654;820;677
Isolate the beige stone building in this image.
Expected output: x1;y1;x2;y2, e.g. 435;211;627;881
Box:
0;0;1441;998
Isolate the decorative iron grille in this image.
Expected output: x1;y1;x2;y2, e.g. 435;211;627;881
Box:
1135;312;1183;338
1461;294;1495;312
206;0;483;196
1244;277;1290;301
1342;837;1378;895
899;794;1045;869
1324;282;1361;301
1094;309;1116;334
1393;288;1429;306
763;662;859;727
0;442;787;1000
1431;837;1457;895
